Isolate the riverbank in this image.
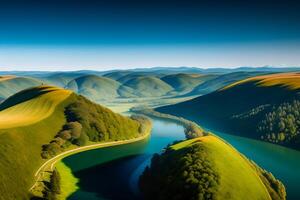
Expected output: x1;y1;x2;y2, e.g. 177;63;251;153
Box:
133;110;286;200
131;108;208;139
56;117;186;200
29;120;152;199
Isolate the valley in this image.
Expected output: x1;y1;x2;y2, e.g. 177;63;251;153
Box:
1;1;300;199
0;67;299;200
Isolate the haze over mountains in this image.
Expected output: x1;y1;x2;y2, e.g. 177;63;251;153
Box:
0;66;298;199
0;67;299;102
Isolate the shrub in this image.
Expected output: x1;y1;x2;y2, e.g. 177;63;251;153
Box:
185;123;204;139
73;132;89;146
58;130;72;140
64;121;82;139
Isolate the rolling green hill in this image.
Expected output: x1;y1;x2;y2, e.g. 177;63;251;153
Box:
0;85;147;200
161;73;217;93
123;76;174;97
188;71;269;95
158;72;300;149
103;71;133;80
0;75;42;100
66;75;136;101
140;136;285;200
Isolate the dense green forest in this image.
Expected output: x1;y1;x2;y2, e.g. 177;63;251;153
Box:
139;136;286;200
257;100;300;146
42;94;151;158
140;145;219;200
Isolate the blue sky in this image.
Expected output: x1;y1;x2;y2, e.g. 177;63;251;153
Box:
0;0;299;71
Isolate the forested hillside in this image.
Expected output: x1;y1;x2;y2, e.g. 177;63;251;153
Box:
0;86;150;200
158;73;300;149
140;136;286;200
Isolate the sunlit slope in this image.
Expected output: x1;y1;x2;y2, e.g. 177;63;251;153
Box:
173;136;272;200
0;86;73;200
0;86;72;129
189;71;268;95
0;75;41;99
223;72;300;90
158;72;300;149
140;136;285;200
0;85;145;200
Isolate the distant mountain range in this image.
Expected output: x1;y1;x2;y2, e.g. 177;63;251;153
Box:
0;66;299;102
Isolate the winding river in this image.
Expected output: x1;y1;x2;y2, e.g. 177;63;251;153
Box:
62;117;300;200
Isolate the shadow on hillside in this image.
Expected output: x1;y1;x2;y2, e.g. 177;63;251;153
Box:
0;86;53;111
68;154;151;200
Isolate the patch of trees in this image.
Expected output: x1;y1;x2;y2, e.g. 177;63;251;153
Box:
184;123;204;139
250;161;286;200
232;104;270;119
31;169;61;200
139;143;220;200
257;100;300;146
64;95;142;142
44;169;61;200
41;95;149;159
41;121;87;159
130;114;152;135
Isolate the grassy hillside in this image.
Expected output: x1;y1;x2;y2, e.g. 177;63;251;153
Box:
123;76;174;97
66;75;136;101
103;71;133;80
0;85;147;200
158;72;300;149
188;71;268;95
0;75;42;99
161;73;217;93
32;72;92;87
140;136;285;200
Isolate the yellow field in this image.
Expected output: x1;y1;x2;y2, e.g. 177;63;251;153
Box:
0;86;72;129
222;72;300;90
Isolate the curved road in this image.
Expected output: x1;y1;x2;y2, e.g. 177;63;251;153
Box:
29;131;151;192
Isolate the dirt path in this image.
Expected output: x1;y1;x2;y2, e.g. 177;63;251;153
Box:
29;131;150;192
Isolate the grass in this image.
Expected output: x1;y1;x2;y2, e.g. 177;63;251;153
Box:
222;72;300;90
66;75;135;100
0;86;71;129
56;162;79;200
171;136;272;200
123;76;173;97
0;86;73;200
0;85;152;199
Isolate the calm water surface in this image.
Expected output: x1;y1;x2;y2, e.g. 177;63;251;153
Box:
63;118;300;200
64;118;185;200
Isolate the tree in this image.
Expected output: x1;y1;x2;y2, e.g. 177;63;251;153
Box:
50;168;61;194
278;132;285;142
64;121;82;139
58;130;72;140
184;123;203;139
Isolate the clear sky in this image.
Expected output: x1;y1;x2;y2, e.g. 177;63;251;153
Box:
0;0;299;71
